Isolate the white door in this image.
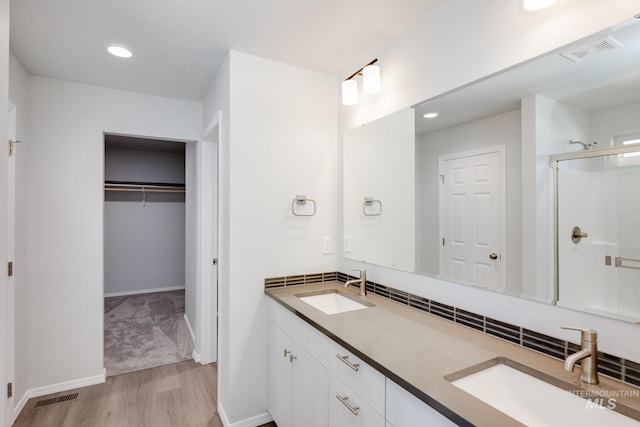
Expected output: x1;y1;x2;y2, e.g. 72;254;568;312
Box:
292;344;328;427
440;148;504;290
5;103;17;426
196;116;219;364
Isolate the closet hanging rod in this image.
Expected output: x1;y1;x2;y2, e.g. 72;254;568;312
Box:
104;187;185;193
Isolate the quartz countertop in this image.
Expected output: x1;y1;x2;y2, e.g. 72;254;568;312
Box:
266;281;640;427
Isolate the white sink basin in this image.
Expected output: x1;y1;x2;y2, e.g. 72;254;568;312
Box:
297;290;372;315
448;358;640;426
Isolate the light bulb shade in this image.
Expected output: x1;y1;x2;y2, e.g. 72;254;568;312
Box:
523;0;556;11
342;79;358;105
362;64;380;94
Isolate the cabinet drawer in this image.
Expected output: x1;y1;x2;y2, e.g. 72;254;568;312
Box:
386;379;457;427
329;374;385;427
270;298;295;336
328;340;385;414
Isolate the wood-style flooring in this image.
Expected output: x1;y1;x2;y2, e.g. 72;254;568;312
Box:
15;361;222;427
13;359;278;426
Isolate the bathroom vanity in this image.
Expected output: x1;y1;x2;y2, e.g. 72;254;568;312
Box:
266;281;640;426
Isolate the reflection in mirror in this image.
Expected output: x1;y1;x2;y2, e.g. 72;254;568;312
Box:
343;108;415;271
553;144;640;323
343;16;640;322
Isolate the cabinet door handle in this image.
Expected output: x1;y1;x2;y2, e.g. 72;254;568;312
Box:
336;354;360;372
289;354;297;363
336;395;360;416
283;349;291;358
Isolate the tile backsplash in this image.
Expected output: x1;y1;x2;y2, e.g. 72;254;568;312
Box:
265;271;640;388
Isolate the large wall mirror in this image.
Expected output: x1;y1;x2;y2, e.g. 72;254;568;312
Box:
343;17;640;323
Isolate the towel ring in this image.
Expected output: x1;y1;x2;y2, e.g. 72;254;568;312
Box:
292;195;316;216
363;197;382;216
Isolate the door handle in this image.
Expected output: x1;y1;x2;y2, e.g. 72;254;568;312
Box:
572;226;588;244
489;253;498;260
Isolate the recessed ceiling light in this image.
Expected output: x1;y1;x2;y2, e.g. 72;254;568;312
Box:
107;45;133;58
423;112;438;119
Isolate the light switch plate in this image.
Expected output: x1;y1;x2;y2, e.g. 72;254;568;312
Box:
322;236;332;255
343;236;351;254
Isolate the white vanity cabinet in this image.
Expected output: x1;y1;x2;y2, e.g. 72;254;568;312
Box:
385;379;457;427
328;341;385;427
269;301;329;427
268;298;458;427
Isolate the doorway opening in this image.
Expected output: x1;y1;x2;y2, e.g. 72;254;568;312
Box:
103;134;193;376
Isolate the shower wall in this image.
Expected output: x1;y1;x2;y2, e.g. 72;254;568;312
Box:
557;159;640;321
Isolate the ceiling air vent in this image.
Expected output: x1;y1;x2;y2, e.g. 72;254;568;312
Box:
560;35;623;62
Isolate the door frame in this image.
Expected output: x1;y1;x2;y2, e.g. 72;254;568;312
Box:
101;126;218;366
438;145;506;290
196;113;220;364
6;101;17;426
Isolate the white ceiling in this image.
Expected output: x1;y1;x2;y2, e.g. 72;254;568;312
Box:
9;0;442;101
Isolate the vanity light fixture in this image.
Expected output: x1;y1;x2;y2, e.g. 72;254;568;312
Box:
342;79;358;105
423;112;439;119
107;44;133;58
523;0;557;11
342;58;380;105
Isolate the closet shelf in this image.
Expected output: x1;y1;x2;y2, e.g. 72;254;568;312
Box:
104;181;185;193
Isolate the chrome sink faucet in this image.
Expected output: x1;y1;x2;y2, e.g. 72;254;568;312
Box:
562;326;599;384
344;269;367;296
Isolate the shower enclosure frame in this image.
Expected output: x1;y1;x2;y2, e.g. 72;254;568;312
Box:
550;143;640;314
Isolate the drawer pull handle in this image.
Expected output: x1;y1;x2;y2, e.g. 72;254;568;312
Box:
336;395;359;416
336;354;360;372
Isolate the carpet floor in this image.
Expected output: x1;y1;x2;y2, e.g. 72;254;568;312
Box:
104;290;193;377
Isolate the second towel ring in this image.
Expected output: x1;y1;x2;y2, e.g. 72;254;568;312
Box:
292;195;316;216
363;197;382;216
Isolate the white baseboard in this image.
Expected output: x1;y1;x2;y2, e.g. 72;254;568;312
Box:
218;402;273;427
184;313;196;343
183;313;201;363
104;286;185;298
13;369;106;421
13;392;30;424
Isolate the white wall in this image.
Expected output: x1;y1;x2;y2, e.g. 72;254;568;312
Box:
202;52;231;422
104;148;185;184
417;110;522;293
521;95;591;301
0;0;9;424
8;52;29;419
204;50;338;425
592;100;640;145
24;76;201;392
339;0;640;362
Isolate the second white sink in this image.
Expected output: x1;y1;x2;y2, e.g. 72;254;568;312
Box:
447;358;640;426
297;290;372;315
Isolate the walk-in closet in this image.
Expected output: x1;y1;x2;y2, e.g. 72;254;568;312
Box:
103;134;193;376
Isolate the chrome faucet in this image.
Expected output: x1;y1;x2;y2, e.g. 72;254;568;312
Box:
562;326;599;384
344;269;367;296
